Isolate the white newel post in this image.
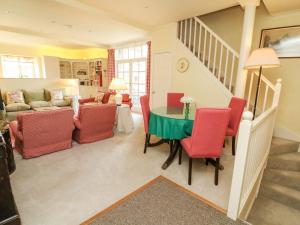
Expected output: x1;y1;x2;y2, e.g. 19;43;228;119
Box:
235;0;260;97
227;111;253;220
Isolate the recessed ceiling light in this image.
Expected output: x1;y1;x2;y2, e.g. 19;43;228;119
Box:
51;20;56;24
4;10;11;14
144;6;149;9
64;24;73;29
88;29;92;33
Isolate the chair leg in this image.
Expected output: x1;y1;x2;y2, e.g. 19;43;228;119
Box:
188;157;193;185
205;158;208;166
144;134;150;154
223;139;225;148
215;158;220;185
178;145;182;165
232;136;236;156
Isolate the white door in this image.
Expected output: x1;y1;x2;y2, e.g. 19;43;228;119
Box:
151;52;173;108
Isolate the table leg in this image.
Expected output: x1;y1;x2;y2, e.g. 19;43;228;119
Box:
162;140;179;170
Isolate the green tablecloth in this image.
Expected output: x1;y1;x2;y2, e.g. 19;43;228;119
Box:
149;107;195;140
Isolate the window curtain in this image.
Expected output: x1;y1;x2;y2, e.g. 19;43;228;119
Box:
107;49;115;85
146;41;151;96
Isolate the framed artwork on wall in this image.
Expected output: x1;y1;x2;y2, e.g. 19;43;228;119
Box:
259;25;300;58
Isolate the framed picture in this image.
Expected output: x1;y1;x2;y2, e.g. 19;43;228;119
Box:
259;25;300;58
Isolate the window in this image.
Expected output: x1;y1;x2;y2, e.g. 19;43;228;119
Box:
115;44;147;110
1;55;39;78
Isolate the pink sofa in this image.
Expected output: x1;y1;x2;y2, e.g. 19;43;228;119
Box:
10;108;74;159
73;104;117;144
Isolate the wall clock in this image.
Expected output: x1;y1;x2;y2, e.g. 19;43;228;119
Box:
176;57;189;73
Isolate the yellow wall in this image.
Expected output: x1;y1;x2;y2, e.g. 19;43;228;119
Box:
200;5;300;139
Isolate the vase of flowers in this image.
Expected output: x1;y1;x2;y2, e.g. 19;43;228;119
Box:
180;96;194;119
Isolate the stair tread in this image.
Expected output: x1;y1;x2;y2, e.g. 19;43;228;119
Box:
269;138;299;155
261;181;300;201
265;168;300;178
271;137;298;146
270;152;300;162
247;196;300;225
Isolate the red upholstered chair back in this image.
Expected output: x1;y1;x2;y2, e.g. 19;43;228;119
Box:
189;108;231;157
140;95;150;133
18;108;74;149
167;93;184;108
228;97;247;136
78;104;116;130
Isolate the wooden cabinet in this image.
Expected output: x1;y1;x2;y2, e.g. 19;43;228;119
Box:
59;58;108;89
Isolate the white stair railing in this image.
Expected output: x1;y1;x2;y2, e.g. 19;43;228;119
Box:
177;17;239;94
227;79;282;220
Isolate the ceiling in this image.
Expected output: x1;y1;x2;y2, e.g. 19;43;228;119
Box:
0;0;239;48
263;0;300;15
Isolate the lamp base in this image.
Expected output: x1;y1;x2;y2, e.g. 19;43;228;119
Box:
115;93;122;105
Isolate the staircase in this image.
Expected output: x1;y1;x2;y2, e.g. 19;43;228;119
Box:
177;17;239;95
247;138;300;225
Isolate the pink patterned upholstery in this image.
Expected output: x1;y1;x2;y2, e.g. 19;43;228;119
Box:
73;104;117;144
226;97;247;137
140;95;150;133
181;108;231;158
167;93;184;108
9;108;74;159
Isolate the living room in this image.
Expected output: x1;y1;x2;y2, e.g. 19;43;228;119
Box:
1;1;300;225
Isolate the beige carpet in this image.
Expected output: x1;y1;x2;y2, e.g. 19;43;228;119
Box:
82;176;248;225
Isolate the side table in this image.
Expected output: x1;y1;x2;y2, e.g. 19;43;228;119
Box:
116;104;134;133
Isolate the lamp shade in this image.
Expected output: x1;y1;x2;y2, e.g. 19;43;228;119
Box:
109;78;127;91
244;48;280;69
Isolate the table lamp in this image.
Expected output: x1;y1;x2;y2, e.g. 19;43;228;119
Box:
244;48;280;119
109;78;127;105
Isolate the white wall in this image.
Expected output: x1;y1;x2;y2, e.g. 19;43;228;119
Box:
150;23;231;108
42;56;60;79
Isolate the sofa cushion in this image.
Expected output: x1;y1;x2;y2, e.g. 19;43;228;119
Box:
51;89;64;101
6;103;31;112
95;92;105;103
23;89;45;103
52;99;70;107
102;92;111;104
108;94;116;104
29;101;52;109
6;90;25;104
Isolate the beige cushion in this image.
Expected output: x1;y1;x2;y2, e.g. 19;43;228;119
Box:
108;94;116;104
23;89;45;103
6;90;25;104
6;103;30;112
29;101;52;109
52;99;70;107
51;89;64;102
95;92;105;103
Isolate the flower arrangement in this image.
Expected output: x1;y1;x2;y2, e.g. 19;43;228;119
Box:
180;96;194;104
180;96;194;119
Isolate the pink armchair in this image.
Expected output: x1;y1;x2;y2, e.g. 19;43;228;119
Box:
9;108;74;159
73;104;117;144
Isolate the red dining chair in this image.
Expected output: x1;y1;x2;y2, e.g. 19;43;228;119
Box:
167;93;184;108
179;108;231;185
140;95;151;154
226;97;247;156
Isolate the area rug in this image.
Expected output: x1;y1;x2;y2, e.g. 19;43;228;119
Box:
81;176;248;225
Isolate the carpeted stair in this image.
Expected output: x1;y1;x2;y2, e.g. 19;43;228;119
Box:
247;137;300;225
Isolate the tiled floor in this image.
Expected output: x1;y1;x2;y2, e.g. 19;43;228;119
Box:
10;113;235;225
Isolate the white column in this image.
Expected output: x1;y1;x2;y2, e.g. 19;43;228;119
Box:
235;0;260;97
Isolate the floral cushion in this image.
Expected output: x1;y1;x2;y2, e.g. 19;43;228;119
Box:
51;89;64;102
6;103;30;112
95;92;105;103
6;90;25;104
108;95;116;104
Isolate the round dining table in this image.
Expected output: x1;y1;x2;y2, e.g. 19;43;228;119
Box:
148;106;196;169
